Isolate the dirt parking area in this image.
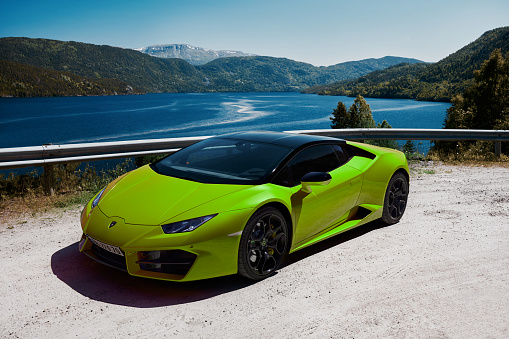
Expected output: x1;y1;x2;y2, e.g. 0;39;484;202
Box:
1;163;508;338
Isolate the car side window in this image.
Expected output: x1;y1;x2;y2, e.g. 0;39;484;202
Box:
332;144;351;165
287;145;341;185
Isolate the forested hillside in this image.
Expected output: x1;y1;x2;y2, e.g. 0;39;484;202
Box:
0;38;208;93
0;37;422;96
304;26;509;102
0;59;142;97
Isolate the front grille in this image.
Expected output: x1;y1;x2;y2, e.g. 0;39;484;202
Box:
91;244;127;271
137;250;197;276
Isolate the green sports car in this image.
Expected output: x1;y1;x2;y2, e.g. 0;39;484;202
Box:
80;131;409;281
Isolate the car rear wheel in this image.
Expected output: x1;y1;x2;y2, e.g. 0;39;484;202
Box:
381;172;409;225
238;207;288;280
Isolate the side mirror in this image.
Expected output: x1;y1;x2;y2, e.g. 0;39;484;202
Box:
300;172;332;193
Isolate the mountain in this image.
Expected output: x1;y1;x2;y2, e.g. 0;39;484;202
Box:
0;37;423;95
304;26;509;102
197;56;423;92
418;26;509;83
0;37;208;93
0;59;142;97
324;56;424;74
135;44;257;65
302;62;436;98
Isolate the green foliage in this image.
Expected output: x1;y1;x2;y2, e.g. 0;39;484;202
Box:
419;27;509;84
330;96;399;149
402;140;417;154
0;59;142;97
330;101;349;128
305;26;509;102
434;49;509;157
0;170;44;198
80;160;135;193
350;95;376;128
466;49;509;130
197;56;422;92
0;160;134;200
331;95;375;129
401;140;425;160
428;140;509;162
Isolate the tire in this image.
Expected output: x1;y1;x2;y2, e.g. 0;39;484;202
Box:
381;172;409;225
238;207;288;280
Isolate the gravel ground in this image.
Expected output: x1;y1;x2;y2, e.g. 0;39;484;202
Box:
1;163;508;338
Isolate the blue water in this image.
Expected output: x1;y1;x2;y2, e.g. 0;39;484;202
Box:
0;93;450;149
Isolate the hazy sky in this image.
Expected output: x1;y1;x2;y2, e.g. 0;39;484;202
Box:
1;0;508;66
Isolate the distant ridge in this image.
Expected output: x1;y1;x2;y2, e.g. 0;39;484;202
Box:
135;44;257;65
303;26;509;101
196;56;424;92
0;37;423;96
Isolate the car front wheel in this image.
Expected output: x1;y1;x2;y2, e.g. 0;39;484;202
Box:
238;207;288;280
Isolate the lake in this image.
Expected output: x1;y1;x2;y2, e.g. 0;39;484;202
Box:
0;93;449;151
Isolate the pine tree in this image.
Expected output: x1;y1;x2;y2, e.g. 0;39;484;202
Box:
402;140;417;154
330;95;376;129
377;119;392;128
330;101;349;129
437;49;509;155
349;95;376;128
444;49;509;130
330;95;398;149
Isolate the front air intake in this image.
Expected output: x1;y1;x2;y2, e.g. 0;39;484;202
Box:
136;250;197;276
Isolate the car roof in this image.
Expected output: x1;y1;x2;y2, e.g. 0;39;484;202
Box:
219;131;345;149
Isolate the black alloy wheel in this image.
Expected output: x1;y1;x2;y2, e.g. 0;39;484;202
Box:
381;172;409;225
238;207;288;280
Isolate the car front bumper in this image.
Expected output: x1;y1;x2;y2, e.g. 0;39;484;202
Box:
79;206;252;282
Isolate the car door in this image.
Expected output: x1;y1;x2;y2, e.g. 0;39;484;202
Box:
286;144;363;246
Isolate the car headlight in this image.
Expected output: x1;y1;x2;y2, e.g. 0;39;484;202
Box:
161;214;217;234
91;188;106;210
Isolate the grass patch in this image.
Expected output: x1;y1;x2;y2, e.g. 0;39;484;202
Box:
408;160;437;176
419;168;436;175
0;159;134;222
428;141;509;164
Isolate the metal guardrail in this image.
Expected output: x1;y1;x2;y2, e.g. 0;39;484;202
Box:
1;129;507;169
1;128;508;194
0;136;210;170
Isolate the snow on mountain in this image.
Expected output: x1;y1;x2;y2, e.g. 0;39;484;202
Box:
134;44;257;65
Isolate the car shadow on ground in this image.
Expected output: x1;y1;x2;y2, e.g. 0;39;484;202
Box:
51;244;256;308
51;219;390;308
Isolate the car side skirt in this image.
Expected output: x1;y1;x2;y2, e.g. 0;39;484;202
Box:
289;203;382;253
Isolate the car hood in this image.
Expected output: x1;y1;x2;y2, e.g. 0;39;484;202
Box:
98;165;251;225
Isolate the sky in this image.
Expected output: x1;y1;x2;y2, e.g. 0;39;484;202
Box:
1;0;508;66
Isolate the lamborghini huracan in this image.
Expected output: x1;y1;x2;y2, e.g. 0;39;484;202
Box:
79;131;409;281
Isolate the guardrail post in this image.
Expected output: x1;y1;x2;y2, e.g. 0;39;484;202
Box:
43;164;55;196
495;141;502;158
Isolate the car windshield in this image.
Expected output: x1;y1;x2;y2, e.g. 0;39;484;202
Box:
152;137;293;184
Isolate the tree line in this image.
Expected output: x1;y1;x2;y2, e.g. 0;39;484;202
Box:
328;49;509;158
433;49;509;157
